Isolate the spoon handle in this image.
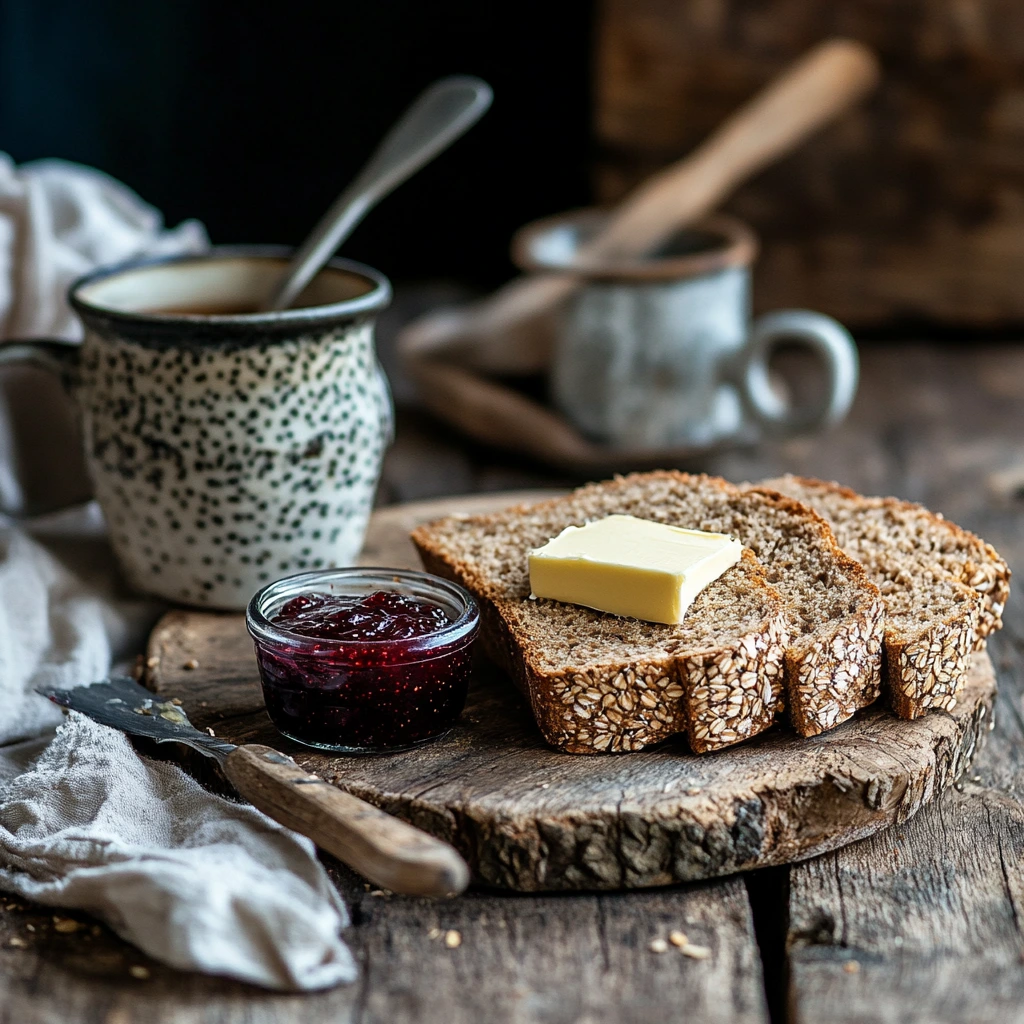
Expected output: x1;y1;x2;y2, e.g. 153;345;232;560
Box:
264;75;493;312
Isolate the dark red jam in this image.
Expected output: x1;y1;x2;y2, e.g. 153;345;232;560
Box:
274;592;451;643
247;570;479;753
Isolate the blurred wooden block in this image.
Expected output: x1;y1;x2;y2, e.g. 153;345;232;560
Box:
595;0;1024;326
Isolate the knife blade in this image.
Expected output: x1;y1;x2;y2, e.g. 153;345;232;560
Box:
41;675;237;758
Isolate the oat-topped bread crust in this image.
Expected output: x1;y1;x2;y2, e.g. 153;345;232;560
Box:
412;471;884;751
756;475;1008;718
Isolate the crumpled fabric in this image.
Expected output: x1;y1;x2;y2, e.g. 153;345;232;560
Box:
0;712;355;990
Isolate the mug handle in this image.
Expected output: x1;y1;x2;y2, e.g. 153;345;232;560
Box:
0;338;81;380
737;309;858;434
0;339;88;517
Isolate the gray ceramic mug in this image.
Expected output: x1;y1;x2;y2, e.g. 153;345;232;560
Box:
514;212;858;450
0;247;393;609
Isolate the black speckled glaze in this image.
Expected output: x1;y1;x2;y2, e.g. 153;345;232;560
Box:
68;248;393;610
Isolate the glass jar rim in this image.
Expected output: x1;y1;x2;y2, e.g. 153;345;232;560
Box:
246;566;479;656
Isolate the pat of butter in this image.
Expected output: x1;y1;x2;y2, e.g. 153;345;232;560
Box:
528;514;742;625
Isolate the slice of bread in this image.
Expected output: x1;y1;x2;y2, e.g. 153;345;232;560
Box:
415;528;788;755
755;476;1008;718
412;472;884;751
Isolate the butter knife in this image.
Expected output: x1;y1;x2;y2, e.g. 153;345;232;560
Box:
38;676;469;898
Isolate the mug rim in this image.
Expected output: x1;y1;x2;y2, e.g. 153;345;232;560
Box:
68;244;392;342
512;210;758;282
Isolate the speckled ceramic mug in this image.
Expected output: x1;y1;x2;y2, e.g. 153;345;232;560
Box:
0;247;393;609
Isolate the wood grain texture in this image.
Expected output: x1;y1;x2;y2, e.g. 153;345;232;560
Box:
147;495;996;892
0;867;768;1024
595;0;1024;325
783;632;1024;1023
337;872;769;1024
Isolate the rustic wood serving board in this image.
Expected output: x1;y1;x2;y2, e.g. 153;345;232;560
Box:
146;490;997;892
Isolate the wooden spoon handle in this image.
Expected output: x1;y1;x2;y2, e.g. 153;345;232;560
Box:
586;39;880;260
223;744;470;898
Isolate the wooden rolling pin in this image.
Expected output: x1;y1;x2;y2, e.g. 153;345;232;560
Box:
399;38;880;375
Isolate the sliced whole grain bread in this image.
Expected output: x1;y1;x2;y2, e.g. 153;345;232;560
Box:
412;472;885;751
755;475;1009;718
416;533;788;755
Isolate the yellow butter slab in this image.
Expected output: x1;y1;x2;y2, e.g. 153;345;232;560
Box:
528;514;742;624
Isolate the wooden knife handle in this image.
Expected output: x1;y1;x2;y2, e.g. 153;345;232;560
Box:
223;744;470;898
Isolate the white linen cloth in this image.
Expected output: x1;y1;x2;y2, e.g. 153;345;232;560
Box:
0;716;355;989
0;158;357;990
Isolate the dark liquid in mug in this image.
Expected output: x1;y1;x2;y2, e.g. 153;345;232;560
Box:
144;303;259;316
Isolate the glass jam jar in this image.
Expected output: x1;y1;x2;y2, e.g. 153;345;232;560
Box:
246;568;479;754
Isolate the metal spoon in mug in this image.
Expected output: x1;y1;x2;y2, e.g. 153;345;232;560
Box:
262;75;493;312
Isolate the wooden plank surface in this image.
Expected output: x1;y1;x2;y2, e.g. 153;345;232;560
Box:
595;0;1024;326
0;872;768;1024
340;876;769;1024
2;342;1022;1022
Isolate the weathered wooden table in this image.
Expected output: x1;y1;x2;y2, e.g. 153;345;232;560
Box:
2;341;1023;1023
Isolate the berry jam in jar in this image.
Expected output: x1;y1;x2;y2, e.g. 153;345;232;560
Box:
246;568;479;753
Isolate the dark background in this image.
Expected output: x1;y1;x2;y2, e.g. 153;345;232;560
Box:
0;0;593;288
